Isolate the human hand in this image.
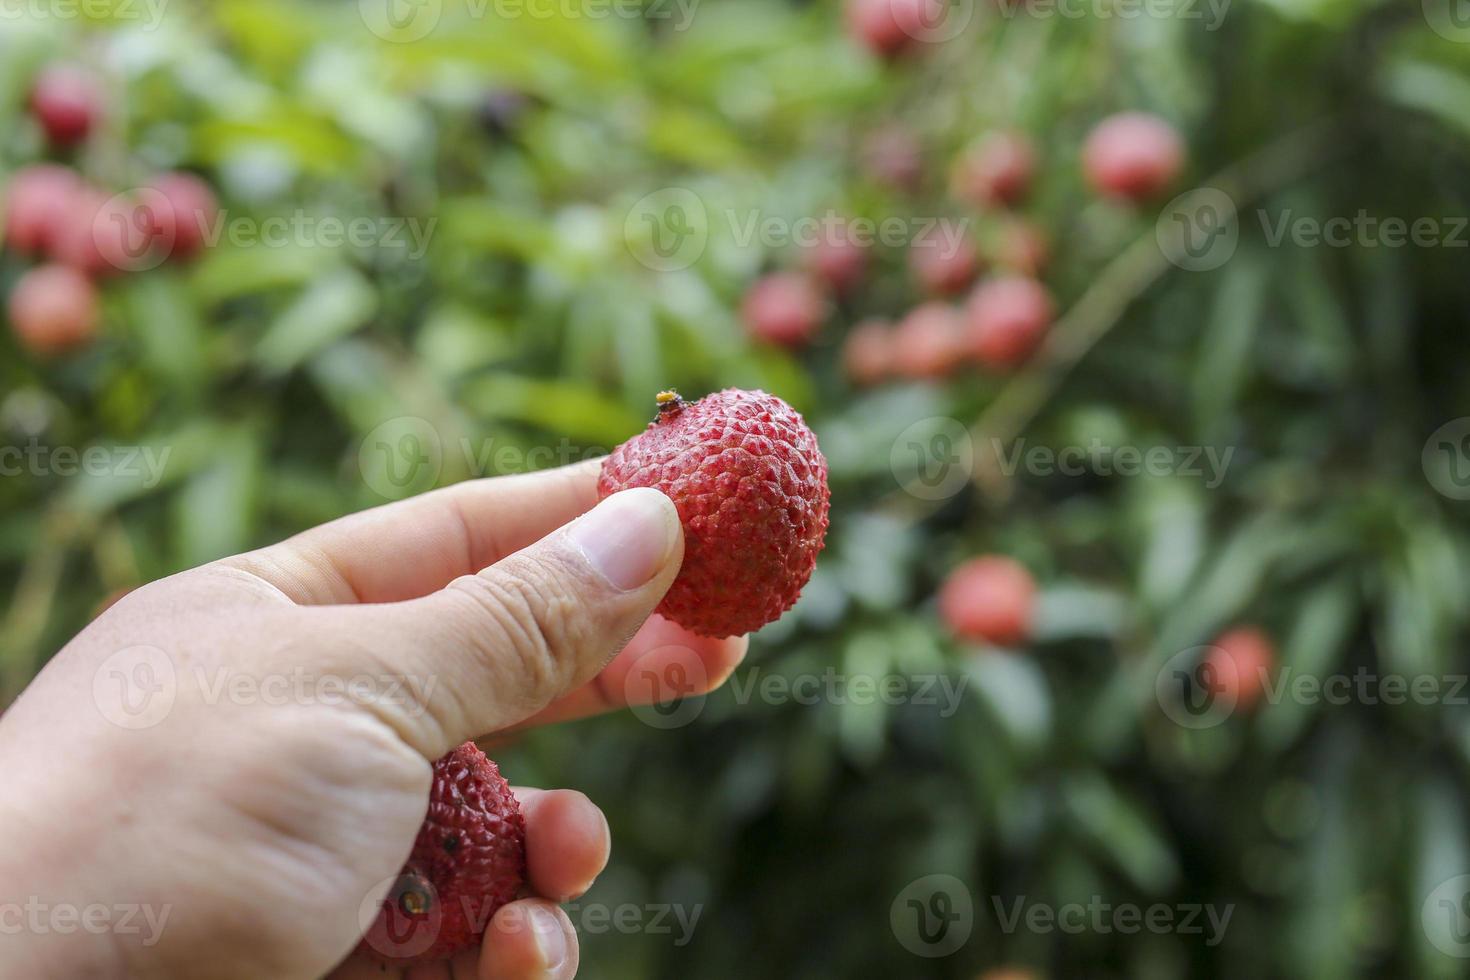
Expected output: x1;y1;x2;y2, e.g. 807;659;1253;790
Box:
0;460;748;979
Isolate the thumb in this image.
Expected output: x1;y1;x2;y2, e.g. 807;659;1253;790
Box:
326;487;683;756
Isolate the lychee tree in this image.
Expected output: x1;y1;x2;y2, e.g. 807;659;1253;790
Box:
3;2;1470;978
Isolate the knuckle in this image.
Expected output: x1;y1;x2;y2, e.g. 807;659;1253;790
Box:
448;557;592;704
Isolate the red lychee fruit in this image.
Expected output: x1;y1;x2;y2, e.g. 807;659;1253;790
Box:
951;131;1036;208
1202;626;1275;712
893;302;965;380
29;66;103;147
144;172;220;261
1082;112;1185;202
741;272;827;348
802;223;869;294
7;264;100;356
49;187;156;276
843;318;894;387
939;556;1036;646
909;226;980;296
861;124;923;192
598;389;830;638
360;742;526;965
992;218;1050;276
4;165;81;255
846;0;947;58
965;275;1054;370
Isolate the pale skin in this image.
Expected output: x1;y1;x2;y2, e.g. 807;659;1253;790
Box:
0;460;748;979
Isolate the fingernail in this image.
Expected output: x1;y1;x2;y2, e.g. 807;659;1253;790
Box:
568;488;679;592
529;905;567;974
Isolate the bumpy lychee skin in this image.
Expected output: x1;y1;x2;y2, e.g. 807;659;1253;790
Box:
599;389;830;638
360;743;526;965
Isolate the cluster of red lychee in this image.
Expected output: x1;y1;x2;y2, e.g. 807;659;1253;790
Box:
4;66;219;356
843;113;1183;386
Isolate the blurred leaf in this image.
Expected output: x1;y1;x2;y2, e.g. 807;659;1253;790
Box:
255;268;379;373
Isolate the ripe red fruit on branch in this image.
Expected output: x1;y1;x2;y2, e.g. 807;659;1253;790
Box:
861;124;923;192
802;223;869;293
992;218;1050;276
965;275;1054;369
4;165;81;254
846;0;946;58
145;172;220;261
1203;626;1275;712
598;389;830;638
1082;112;1185;202
909;226;980;296
951;131;1036;208
843;318;894;387
49;187;149;276
893;302;964;380
29;66;103;147
360;743;526;965
939;556;1036;646
7;264;100;356
741;272;827;348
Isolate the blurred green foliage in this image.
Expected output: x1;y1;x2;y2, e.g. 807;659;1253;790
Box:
5;0;1470;977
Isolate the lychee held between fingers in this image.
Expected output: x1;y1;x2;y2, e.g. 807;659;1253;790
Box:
360;742;527;965
598;389;831;638
939;556;1037;646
